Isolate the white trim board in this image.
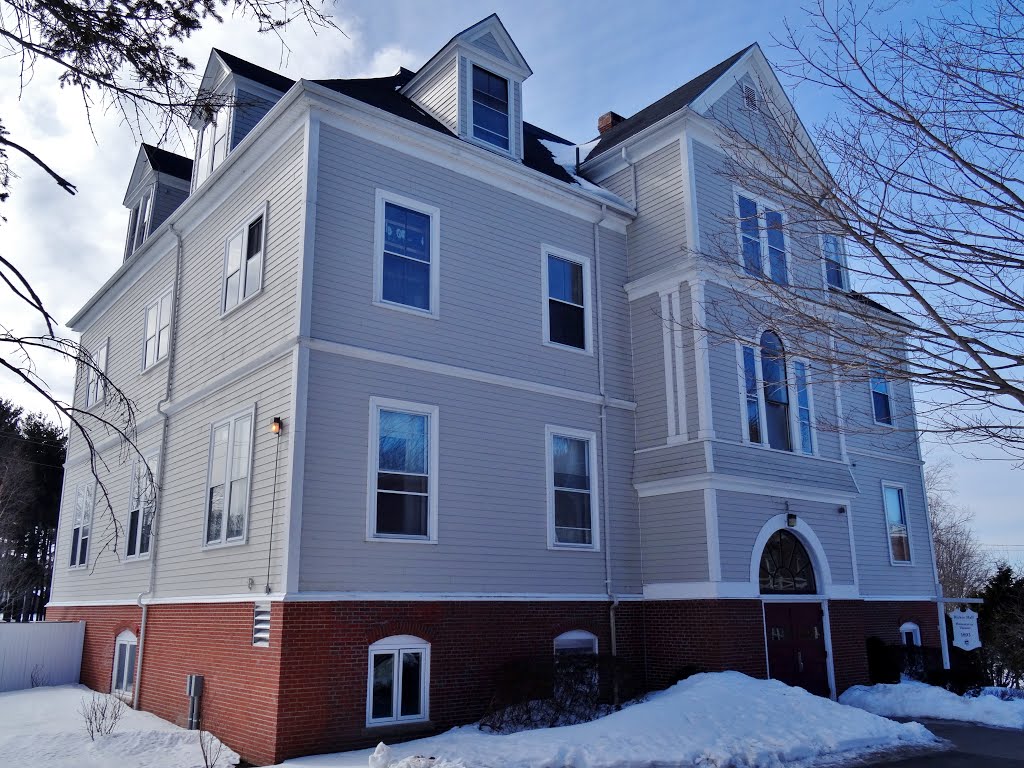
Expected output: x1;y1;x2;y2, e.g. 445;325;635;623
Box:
635;472;855;504
48;591;646;607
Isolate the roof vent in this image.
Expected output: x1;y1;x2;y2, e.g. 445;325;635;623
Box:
597;111;626;135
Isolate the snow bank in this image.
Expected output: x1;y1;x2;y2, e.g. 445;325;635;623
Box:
281;672;937;768
0;684;238;768
537;139;631;208
840;680;1024;729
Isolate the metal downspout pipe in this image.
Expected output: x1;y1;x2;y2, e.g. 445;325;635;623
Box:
134;223;185;709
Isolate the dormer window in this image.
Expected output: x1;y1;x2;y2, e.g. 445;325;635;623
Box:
194;108;231;188
472;65;510;151
125;192;152;259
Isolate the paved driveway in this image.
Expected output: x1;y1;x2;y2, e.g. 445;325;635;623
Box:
870;719;1024;767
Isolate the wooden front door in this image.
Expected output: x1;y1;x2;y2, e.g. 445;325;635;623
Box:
763;602;830;697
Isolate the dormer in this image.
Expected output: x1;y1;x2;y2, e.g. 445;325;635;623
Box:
189;49;293;190
402;14;532;161
122;144;192;261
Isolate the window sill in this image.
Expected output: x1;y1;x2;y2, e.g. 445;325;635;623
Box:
366;535;438;545
123;554;152;564
221;287;264;321
362;720;433;738
140;355;169;377
464;133;517;160
548;543;600;553
372;299;439;320
889;560;914;567
542;339;592;357
739;440;821;461
202;537;248;551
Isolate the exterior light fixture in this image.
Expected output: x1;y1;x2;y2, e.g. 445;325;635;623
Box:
271;417;283;435
838;505;847;515
786;513;797;528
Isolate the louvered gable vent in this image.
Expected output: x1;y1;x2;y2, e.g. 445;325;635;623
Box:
253;603;271;646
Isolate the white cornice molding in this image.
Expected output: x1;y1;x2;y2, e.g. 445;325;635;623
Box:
635;471;856;504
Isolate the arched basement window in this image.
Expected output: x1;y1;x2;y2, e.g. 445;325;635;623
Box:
112;630;137;695
759;530;817;594
760;330;791;451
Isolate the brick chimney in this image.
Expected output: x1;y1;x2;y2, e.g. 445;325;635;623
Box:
597;111;626;134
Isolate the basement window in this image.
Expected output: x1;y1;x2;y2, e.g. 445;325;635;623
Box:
253;603;271;647
367;635;430;726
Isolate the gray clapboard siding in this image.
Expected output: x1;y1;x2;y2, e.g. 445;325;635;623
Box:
840;374;922;458
298;351;639;595
639;491;708;583
627;141;686;282
717;490;855;586
232;90;279;149
630;292;669;449
471;31;508;61
311;123;631;402
599;167;634;207
712;442;859;495
702;76;783;159
151;182;188;233
406;57;459;134
169;129;304;399
633;441;707;485
848;454;936;596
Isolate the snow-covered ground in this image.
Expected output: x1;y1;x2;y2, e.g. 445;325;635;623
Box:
0;684;237;768
280;672;938;768
840;680;1024;729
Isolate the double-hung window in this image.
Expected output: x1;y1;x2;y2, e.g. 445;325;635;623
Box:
822;234;847;290
69;482;94;568
143;289;173;369
736;193;788;285
126;454;158;559
367;635;429;726
194;109;231;188
223;208;266;313
375;192;439;317
369;398;438;541
204;410;253;546
85;339;108;408
471;65;510;151
739;331;814;454
883;484;911;563
543;248;591;352
546;427;598;549
125;192;152;259
870;368;893;425
793;361;814;455
112;630;138;696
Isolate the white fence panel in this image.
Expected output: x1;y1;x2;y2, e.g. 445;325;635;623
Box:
0;621;85;691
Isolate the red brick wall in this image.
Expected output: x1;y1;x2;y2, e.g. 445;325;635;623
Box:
47;605;142;692
828;600;940;694
622;600;768;691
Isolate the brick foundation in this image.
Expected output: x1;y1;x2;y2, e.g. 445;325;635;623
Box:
48;596;942;764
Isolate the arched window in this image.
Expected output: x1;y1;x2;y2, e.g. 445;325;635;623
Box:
760;331;791;451
900;622;921;647
759;530;817;594
553;630;598;656
367;635;429;726
112;630;137;695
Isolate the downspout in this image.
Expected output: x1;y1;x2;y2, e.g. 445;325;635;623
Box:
134;222;185;709
593;203;619;701
621;147;637;209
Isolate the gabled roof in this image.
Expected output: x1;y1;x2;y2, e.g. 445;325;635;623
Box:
587;44;755;161
142;144;193;181
211;48;295;93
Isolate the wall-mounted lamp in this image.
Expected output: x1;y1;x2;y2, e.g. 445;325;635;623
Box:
271;417;283;435
838;505;847;515
786;513;798;528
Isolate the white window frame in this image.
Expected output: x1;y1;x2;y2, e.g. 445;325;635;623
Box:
870;366;896;427
734;188;790;286
545;425;600;551
372;190;441;319
202;406;256;548
820;233;849;291
68;482;94;569
124;189;153;259
193;107;233;190
85;338;108;408
142;287;173;371
882;481;913;566
125;453;159;561
554;630;599;656
366;397;439;544
111;629;138;697
792;358;816;456
735;336;815;455
221;203;269;317
541;245;594;356
900;621;922;646
366;635;430;727
468;62;514;157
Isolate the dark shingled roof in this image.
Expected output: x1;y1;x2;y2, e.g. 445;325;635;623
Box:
142;144;193;181
213;48;295;93
586;44;754;162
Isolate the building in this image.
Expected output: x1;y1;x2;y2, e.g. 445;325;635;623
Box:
47;15;946;765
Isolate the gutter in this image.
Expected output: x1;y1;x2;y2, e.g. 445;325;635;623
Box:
133;222;185;709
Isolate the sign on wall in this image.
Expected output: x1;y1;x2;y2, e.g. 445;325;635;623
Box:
950;607;981;651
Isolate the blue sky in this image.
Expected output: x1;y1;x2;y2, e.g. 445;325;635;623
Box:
0;0;1019;558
